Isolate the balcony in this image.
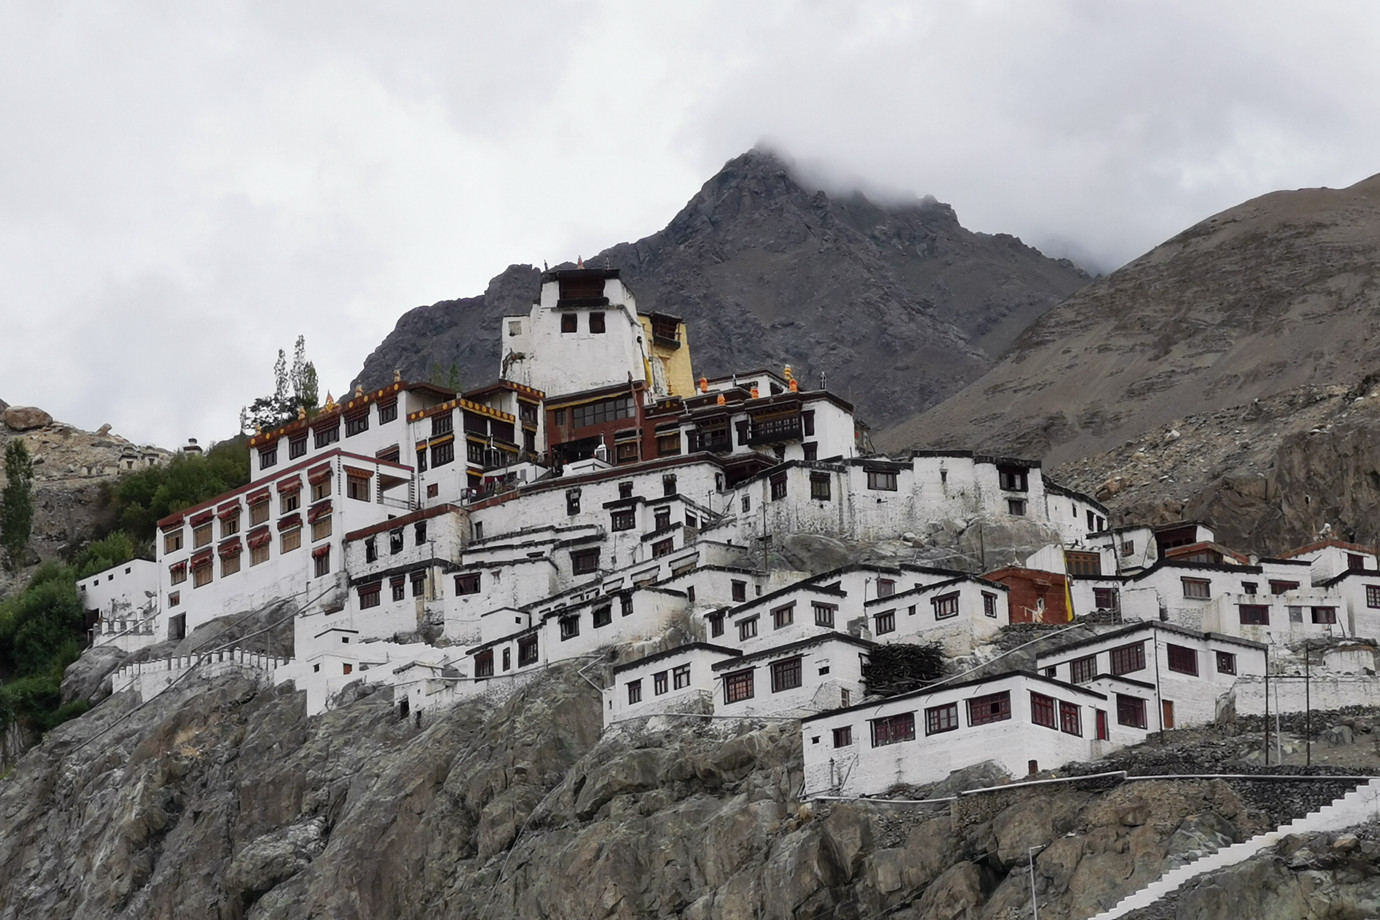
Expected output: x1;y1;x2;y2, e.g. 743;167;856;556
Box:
746;415;802;445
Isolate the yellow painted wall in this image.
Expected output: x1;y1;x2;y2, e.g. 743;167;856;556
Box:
639;316;695;398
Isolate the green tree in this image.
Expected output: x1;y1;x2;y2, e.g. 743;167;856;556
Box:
0;562;88;732
241;336;321;434
99;439;250;547
1;439;35;575
429;360;461;394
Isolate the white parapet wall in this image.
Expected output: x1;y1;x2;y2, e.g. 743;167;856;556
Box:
111;648;286;701
1232;673;1380;715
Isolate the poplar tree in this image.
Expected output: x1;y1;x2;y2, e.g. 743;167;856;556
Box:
1;439;35;575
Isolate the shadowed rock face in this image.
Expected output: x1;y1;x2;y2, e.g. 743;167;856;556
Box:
353;149;1089;428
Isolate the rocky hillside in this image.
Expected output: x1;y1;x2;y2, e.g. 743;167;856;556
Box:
885;172;1380;552
0;404;171;593
5;651;1380;920
353;149;1089;427
893;172;1380;462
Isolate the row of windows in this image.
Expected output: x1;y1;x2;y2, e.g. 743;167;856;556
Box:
722;656;804;703
358;570;429;608
363;521;429;563
839;689;1108;751
1064;642;1237;683
626;664;694;703
475;634;540;677
172;521;331;590
559;311;607;334
258;404;399;469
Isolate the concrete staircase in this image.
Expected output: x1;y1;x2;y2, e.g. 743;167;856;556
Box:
1087;777;1380;920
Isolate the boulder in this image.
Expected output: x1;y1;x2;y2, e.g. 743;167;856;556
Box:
3;406;51;431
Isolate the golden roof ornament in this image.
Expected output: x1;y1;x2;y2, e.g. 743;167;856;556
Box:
393;369;402;383
297;406;307;421
354;384;364;398
324;392;336;411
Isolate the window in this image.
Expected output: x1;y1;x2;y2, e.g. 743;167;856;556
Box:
1059;701;1082;736
359;583;381;609
315;423;340;449
1093;587;1119;610
968;691;1012;726
656;430;681;456
832;726;853;748
314;551;331;578
1349;553;1366;571
168;591;180;608
813;603;836;627
472;522;483;541
382;529;399;555
873;610;895;634
998;465;1028;492
561;313;578;333
391;577;405;601
1007;498;1027;516
566;490;581;515
770;657;802;692
193;563;213;588
1312;606;1338;624
810;473;831;500
281;528;301;553
770;472;787;500
282;491;300;513
430;413;453;437
431;441;454;467
415;520;427;544
250;501;269;526
1066;551;1101;577
1030;692;1057;729
724;670;754;703
1241;581;1258;595
222;553;241;578
708;612;725;637
932;593;959;620
738;616;759;641
1110;642;1146;675
518;634;539;666
193;523;212;548
803;442;818;462
654;506;671;530
474;650;494;678
1367;585;1380;609
1238;604;1270;626
731;580;747;602
411;572;425;597
622;679;641;704
571;396;634;429
1182;578;1211;599
378;402;398;424
250;543;269;567
866;469;898;491
168;613;186;641
653;671;668;695
772;604;794;629
983;592;999;618
871;712;916;746
1117;694;1147;729
288;436;307;460
347;476;371;501
455;573;480;595
620;593;634;617
583;311;605;334
416;448;427;473
877;578;896;598
312;516;332;542
259;446;277;469
593;605;612;627
1167;643;1198;675
345;412;369;437
365;538;378;563
571;548;600;574
502;648;511;671
1215;651;1236;674
559;615;579;640
1121;540;1135;557
1270;580;1300;595
673;664;690;689
311;478;331;502
164;529;184;553
220;513;240;538
925;703;959;735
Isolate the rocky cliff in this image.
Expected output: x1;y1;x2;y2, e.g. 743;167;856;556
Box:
353;149;1089;428
4;650;1379;920
0;406;171;592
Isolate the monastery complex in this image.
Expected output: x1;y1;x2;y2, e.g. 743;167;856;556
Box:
78;268;1380;796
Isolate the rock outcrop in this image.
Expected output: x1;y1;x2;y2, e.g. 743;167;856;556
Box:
354;149;1089;429
3;656;1377;920
3;406;52;432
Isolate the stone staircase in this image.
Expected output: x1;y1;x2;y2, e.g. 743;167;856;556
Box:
1088;777;1380;920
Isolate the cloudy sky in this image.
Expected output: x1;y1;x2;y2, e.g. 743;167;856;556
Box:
3;1;1378;450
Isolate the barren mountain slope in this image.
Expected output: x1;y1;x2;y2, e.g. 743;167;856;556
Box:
886;172;1380;465
354;150;1089;427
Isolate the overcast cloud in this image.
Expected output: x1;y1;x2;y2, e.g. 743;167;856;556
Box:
3;1;1378;449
